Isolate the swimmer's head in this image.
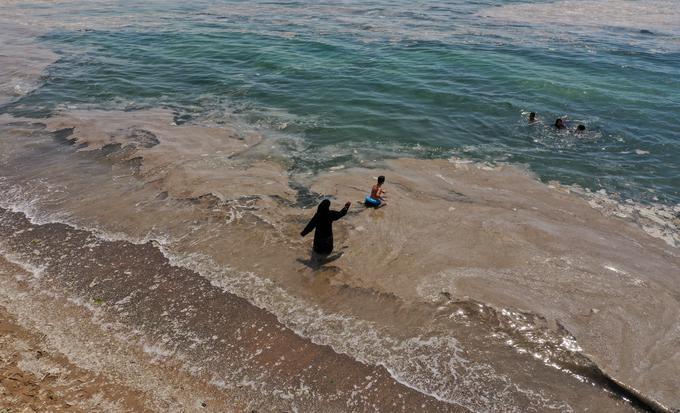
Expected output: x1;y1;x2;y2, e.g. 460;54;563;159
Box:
529;112;536;121
555;118;565;129
576;124;586;132
378;175;385;185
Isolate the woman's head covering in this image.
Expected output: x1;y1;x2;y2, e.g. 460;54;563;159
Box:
317;199;331;216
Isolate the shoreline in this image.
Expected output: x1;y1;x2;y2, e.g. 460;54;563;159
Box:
0;207;466;412
0;299;153;412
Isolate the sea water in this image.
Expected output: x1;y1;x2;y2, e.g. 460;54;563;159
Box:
3;0;679;205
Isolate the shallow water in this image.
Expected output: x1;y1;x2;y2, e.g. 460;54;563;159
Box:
1;1;679;412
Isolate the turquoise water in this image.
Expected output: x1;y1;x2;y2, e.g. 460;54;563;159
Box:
5;0;680;203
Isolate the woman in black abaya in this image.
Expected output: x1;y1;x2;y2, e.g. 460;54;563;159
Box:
300;199;351;255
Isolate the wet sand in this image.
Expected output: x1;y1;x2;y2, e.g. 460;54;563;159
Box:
0;303;151;412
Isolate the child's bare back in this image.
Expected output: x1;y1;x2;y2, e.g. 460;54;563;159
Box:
370;184;384;199
365;175;387;207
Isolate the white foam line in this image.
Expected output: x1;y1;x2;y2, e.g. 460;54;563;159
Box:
604;265;626;275
0;245;46;280
158;248;567;412
556;183;680;250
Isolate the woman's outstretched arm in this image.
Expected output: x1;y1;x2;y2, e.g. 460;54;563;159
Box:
330;202;351;221
301;215;317;236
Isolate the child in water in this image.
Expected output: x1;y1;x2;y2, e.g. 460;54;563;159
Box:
365;175;387;207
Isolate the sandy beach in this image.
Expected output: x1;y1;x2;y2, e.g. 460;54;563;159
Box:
0;302;151;412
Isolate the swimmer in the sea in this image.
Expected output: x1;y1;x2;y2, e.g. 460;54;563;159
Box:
301;199;351;255
529;112;537;123
575;124;586;133
365;175;387;207
555;118;566;130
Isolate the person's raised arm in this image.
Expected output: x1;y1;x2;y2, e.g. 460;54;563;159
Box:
300;215;317;236
331;202;351;221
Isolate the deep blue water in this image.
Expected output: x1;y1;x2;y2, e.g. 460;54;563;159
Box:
5;0;680;203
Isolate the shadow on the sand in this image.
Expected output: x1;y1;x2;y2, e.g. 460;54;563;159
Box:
297;250;345;271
